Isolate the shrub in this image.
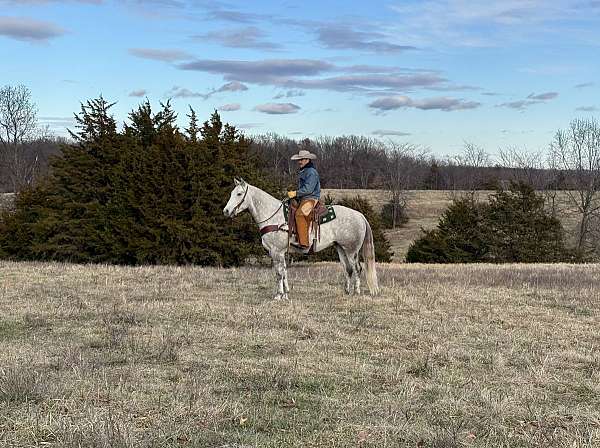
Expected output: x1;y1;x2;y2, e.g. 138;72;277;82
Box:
407;183;567;263
406;195;487;263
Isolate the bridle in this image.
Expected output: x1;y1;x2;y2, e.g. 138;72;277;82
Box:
231;185;249;216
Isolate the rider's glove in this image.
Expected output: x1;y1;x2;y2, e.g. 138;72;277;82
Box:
287;191;297;199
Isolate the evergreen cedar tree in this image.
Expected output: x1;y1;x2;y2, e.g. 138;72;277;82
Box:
406;182;567;263
0;97;271;266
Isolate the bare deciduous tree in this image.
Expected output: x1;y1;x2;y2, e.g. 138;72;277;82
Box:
499;145;562;216
549;118;600;257
384;142;427;228
498;146;545;186
0;84;40;192
453;141;491;191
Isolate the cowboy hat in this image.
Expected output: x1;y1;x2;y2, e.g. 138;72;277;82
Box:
290;149;317;160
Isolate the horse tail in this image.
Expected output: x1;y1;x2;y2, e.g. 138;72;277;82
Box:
361;217;380;296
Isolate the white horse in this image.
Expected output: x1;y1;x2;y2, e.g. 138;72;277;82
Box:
223;178;379;300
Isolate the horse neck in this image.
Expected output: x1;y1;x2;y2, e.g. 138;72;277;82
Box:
247;185;283;225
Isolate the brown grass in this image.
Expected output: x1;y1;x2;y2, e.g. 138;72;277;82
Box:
1;260;600;447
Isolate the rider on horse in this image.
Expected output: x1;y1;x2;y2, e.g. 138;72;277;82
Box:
287;149;321;249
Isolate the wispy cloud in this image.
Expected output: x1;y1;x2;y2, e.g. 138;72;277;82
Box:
576;106;598;112
316;25;416;53
388;1;593;47
236;122;263;129
129;89;147;97
177;57;455;96
285;73;446;93
39;116;75;132
0;16;65;42
1;0;101;3
197;26;280;50
179;58;334;82
369;95;480;112
129;47;192;62
372;129;411;136
527;92;558;100
497;91;559;110
254;103;300;114
166;86;206;98
343;64;423;73
205;7;268;24
428;84;481;92
497;100;532;110
575;82;594;89
214;81;248;93
273;89;305;99
218;103;240;111
165;81;248;100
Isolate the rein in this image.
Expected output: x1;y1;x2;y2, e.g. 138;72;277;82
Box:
256;201;286;225
232;185;288;231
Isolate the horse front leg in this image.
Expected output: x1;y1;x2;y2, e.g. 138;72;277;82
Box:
283;262;290;294
272;253;289;300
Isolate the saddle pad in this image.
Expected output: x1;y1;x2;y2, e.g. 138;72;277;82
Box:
284;202;336;224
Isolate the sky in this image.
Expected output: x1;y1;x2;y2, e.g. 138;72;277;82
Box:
1;0;599;158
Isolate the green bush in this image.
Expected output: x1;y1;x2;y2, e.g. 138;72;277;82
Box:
406;195;487;263
407;183;567;263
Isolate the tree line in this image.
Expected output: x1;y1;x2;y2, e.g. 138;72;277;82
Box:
2;84;600;262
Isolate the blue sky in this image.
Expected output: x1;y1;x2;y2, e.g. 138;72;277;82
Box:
1;0;599;158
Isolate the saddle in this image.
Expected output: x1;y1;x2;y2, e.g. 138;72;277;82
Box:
285;199;335;245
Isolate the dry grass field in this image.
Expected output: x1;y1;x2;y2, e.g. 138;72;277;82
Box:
2;261;600;447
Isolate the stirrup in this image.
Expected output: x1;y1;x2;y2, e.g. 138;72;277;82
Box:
290;241;309;249
290;242;311;254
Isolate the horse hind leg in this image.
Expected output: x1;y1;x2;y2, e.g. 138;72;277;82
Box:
335;244;353;295
351;251;362;295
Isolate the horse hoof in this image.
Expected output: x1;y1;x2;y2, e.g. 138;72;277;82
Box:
273;294;288;301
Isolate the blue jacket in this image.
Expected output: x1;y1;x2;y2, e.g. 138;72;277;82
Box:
297;162;321;200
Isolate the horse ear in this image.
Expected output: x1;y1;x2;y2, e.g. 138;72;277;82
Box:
234;177;241;186
239;177;247;186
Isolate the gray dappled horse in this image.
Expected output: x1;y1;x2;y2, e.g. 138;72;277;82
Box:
223;178;379;300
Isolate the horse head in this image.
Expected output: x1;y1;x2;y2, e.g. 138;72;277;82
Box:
223;177;249;217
